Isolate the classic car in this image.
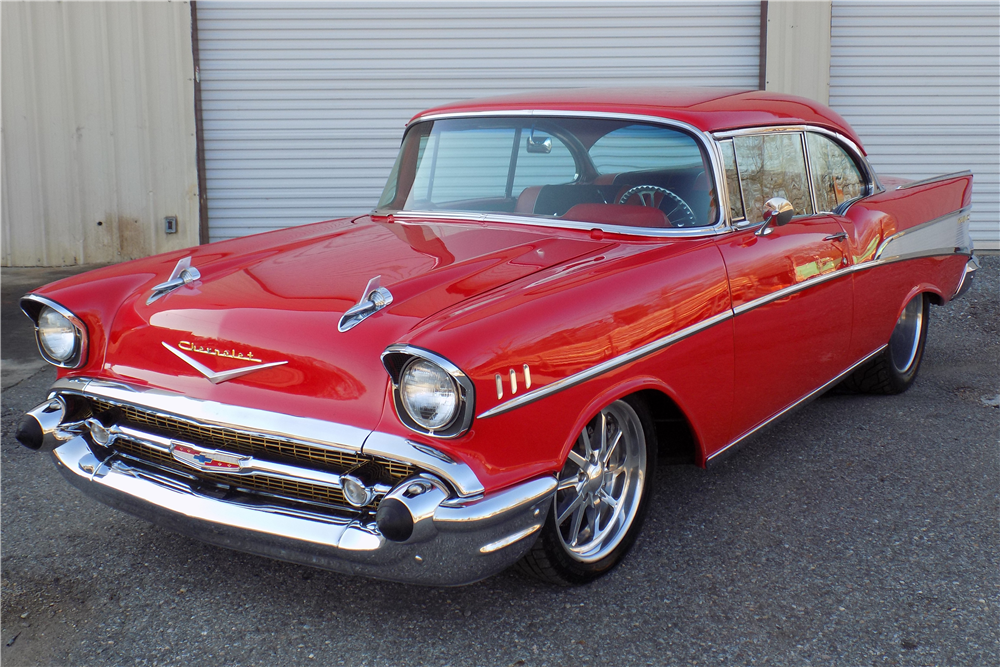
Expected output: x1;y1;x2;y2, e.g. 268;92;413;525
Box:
17;88;978;586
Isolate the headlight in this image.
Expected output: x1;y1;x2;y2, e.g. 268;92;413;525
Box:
21;296;87;368
37;307;78;361
399;358;460;430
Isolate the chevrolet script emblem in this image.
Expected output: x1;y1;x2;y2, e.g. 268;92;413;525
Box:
162;342;287;384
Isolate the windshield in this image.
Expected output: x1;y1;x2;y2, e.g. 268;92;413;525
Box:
377;117;719;229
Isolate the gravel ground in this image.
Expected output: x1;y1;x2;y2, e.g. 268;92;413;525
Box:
2;259;997;666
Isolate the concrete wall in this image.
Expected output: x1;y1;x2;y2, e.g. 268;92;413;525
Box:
1;2;200;267
764;0;832;104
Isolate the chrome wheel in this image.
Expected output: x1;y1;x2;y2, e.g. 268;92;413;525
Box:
889;295;924;374
554;400;647;563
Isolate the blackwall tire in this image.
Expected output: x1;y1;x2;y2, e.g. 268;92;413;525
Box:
517;396;657;585
840;293;929;395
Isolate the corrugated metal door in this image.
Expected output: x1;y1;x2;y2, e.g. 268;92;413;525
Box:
830;2;1000;250
197;1;762;241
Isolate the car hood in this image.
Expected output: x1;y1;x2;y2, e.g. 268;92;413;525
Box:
96;215;609;431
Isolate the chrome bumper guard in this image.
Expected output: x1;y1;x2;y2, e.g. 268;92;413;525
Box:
53;436;554;586
952;255;979;300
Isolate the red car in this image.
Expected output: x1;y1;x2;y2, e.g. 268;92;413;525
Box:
18;89;977;586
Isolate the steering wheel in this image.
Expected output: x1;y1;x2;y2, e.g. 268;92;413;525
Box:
618;185;698;228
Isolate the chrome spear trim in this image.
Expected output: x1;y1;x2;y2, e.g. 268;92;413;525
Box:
147;257;201;305
339;275;394;332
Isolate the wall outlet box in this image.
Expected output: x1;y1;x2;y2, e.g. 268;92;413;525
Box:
164;216;178;234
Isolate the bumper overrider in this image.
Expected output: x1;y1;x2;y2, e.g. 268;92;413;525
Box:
18;377;555;586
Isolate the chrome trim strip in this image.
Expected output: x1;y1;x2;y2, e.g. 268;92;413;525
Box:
162;342;288;384
20;294;89;369
435;475;556;525
707;344;888;464
52;377;370;452
479;524;543;554
895;170;972;191
362;431;485;498
477;309;733;419
395;109;729;235
732;268;850;317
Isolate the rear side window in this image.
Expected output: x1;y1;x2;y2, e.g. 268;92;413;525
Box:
733;133;814;224
807;133;865;212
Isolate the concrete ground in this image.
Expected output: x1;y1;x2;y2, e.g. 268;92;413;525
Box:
1;260;997;666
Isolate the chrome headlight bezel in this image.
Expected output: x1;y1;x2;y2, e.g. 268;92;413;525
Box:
21;295;88;368
381;345;475;439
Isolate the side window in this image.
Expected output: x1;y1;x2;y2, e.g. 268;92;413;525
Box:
718;140;745;221
511;131;577;194
733;133;814;224
807;133;865;212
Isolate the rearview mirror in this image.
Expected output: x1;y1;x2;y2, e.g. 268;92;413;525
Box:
526;130;552;154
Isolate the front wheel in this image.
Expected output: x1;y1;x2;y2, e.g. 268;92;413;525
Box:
841;293;929;394
518;396;656;585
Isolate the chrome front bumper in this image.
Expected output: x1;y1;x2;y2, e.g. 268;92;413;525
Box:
53;436;554;586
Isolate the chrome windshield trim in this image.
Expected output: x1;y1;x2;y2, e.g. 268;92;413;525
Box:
707;345;887;464
895;170;973;191
52;377;370;453
20;294;89;369
396;109;728;232
477;309;733;419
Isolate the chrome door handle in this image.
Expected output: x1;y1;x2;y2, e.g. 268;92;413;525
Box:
824;232;848;242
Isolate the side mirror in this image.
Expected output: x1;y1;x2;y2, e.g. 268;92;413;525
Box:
755;197;794;236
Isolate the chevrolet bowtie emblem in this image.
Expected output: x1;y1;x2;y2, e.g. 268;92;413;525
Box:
162;342;287;384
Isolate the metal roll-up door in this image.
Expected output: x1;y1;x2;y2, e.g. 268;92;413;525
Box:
197;1;762;241
830;2;1000;250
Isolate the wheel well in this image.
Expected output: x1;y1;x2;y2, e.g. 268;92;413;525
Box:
925;291;944;306
632;389;698;465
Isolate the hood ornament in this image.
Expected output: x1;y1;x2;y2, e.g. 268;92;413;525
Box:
162;342;287;384
339;275;393;332
148;257;201;305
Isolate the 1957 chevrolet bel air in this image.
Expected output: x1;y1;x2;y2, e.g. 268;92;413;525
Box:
17;89;978;585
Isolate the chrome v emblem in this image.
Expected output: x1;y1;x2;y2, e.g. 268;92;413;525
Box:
162;343;287;384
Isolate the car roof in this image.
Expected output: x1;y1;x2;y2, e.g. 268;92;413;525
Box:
410;87;866;154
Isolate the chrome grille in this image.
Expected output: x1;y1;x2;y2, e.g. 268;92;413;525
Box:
85;397;415;480
80;396;416;512
114;439;351;508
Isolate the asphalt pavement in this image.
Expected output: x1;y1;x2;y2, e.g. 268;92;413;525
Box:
2;260;997;666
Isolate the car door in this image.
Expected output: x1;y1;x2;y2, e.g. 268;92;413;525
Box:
715;132;854;443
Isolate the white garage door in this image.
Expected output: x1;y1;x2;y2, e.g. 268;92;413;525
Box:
197;1;762;241
830;2;1000;250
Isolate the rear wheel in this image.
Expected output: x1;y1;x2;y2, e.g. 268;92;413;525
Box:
518;396;656;585
841;293;929;394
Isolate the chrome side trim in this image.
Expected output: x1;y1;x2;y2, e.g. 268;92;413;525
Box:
52;377;370;452
707;345;888;464
732;268;850;317
477;309;733;419
873;206;972;262
20;294;89;369
895;170;972;191
362;431;485;498
395;109;728;234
